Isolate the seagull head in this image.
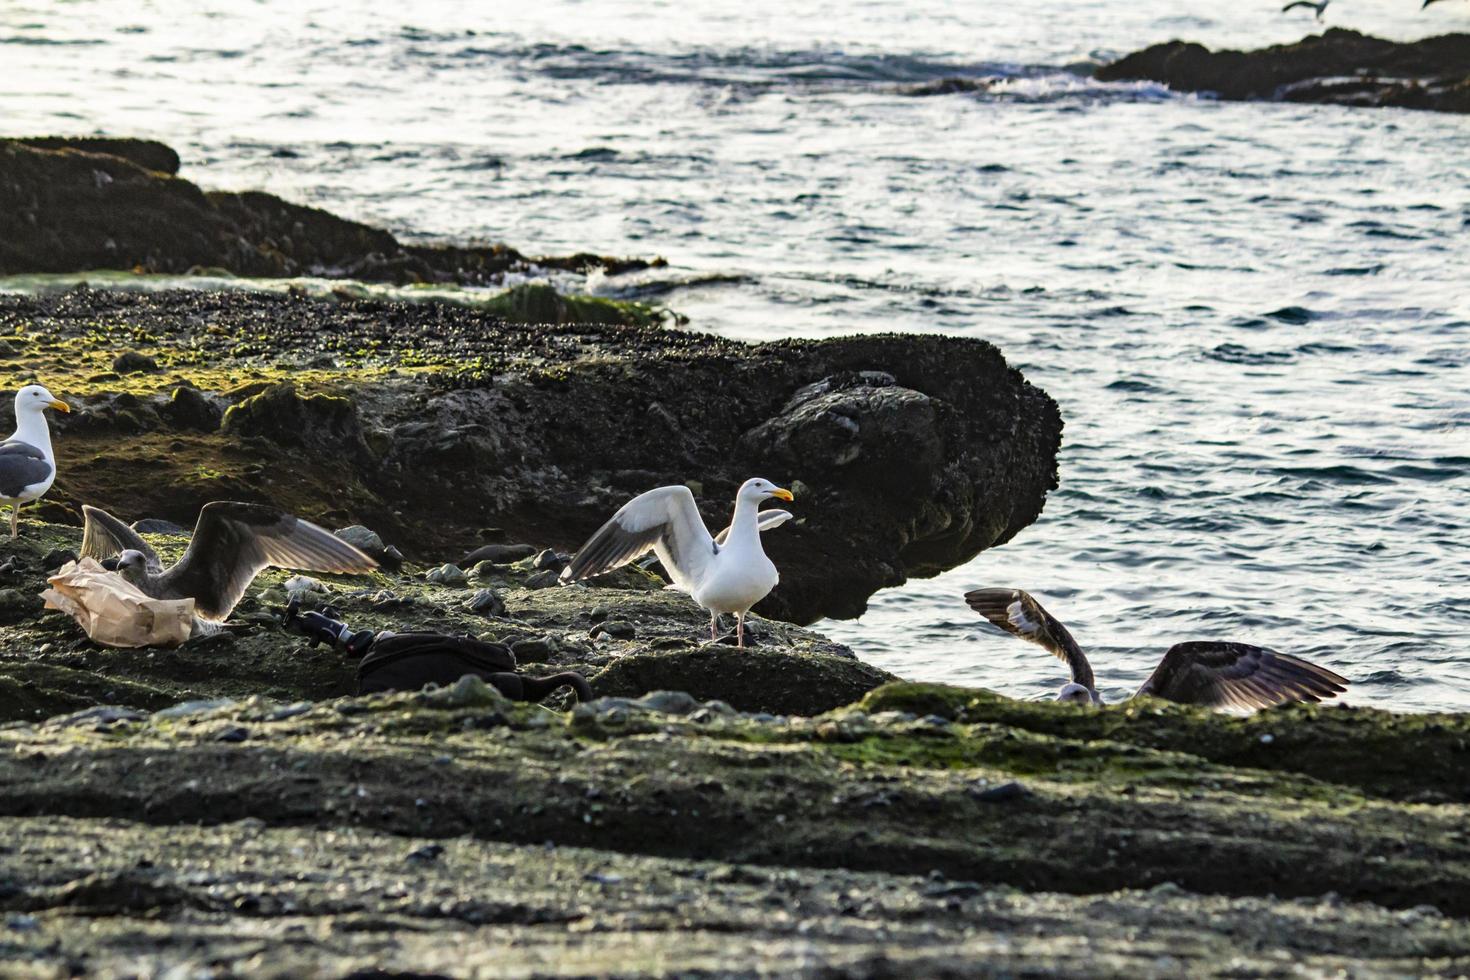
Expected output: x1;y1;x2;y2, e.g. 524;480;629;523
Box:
1057;682;1102;706
739;478;794;504
15;384;69;417
115;550;150;585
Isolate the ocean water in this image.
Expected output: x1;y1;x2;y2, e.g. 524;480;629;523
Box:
3;1;1467;710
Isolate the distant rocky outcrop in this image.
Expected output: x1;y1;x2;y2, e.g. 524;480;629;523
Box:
0;137;663;283
1098;29;1470;113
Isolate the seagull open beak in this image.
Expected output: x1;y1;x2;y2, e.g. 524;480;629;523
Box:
770;487;794;502
48;399;70;413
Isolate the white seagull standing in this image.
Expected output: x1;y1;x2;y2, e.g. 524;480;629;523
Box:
560;478;794;647
0;384;70;539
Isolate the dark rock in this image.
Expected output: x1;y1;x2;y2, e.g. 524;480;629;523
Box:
0;589;43;624
0;139;659;283
406;844;445;863
467;589;507;618
591;645;897;716
968;781;1028;803
590;620;636;640
159;385;221;432
524;571;561;590
1097;29;1470;114
112;351;159;374
510;636;557;663
462;543;536;565
532;549;567;572
40;549;77;571
221;382;368;456
214;727;250;743
12;137;181;174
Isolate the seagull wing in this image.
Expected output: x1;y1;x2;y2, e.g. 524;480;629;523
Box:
1136;641;1348;710
80;504;163;573
157;502;377;621
560;485;716;592
1281;1;1310;10
0;441;53;499
963;588;1095;689
714;508;793;546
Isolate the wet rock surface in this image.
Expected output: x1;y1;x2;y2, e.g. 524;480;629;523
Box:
0;520;1465;973
1098;29;1470;113
0;138;663;283
0;287;1061;623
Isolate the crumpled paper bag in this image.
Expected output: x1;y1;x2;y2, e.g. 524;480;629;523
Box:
43;558;195;648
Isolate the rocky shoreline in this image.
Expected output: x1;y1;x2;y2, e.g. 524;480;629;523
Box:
1;137;1466;976
1099;29;1470;114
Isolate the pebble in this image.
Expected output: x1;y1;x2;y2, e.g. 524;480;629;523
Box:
154;698;238;720
462;543;536;565
590;620;635;640
532;549;568;572
426;563;468;587
511;636;557;662
45;705;148;729
969;781;1028;804
466;589;507;617
524;570;560;590
214;726;250;743
334;524;386;554
406;844;445;863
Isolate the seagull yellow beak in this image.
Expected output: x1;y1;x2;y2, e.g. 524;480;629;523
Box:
771;487;794;502
49;399;70;413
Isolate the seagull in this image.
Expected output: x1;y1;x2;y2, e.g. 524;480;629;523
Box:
964;588;1348;710
79;501;378;624
561;478;794;647
1281;0;1329;18
0;384;70;539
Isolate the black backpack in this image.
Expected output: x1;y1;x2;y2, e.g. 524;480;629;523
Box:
356;631;592;703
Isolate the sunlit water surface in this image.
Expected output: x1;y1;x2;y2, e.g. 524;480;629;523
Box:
4;1;1467;709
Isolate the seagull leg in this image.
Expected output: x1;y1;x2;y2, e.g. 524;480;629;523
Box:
709;612;718;642
736;611;745;649
8;504;17;540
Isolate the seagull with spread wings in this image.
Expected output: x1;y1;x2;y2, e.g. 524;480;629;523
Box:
80;502;378;624
561;478;794;647
964;588;1347;710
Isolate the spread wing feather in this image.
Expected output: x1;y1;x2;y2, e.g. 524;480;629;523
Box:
158;502;377;621
964;588;1095;689
560;485;715;592
714;508;792;546
80;504;163;573
1137;641;1348;710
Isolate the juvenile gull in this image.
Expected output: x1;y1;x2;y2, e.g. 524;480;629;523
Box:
80;502;378;622
965;588;1348;710
561;478;794;648
0;384;70;539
